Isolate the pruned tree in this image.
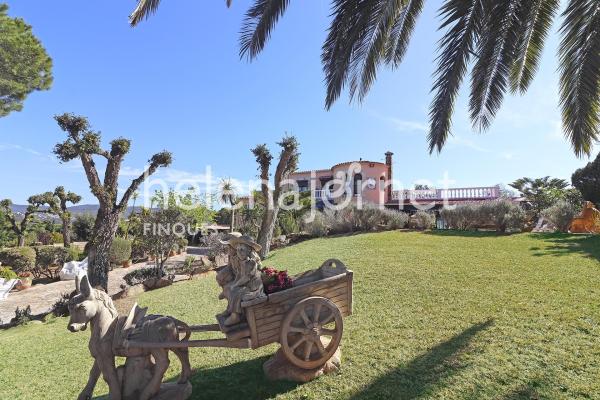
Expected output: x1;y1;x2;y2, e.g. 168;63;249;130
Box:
251;136;299;258
0;199;39;247
29;186;81;247
53;113;172;291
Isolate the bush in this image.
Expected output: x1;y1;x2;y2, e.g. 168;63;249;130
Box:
67;245;83;262
0;247;36;274
200;233;228;261
479;199;526;232
381;208;409;230
441;204;480;230
302;206;409;237
109;237;132;265
131;239;147;262
411;211;436;230
51;292;73;317
0;266;18;280
72;214;95;242
301;211;329;237
34;246;73;279
541;201;579;232
124;267;162;286
37;231;54;245
278;211;300;235
11;306;32;326
51;232;63;244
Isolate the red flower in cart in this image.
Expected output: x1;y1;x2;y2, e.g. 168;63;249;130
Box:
260;266;293;294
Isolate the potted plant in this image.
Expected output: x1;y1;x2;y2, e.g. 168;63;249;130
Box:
16;272;33;291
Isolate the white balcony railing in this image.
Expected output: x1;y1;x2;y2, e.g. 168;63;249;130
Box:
391;186;500;201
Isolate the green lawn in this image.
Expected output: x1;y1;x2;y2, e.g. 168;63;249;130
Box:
1;231;600;399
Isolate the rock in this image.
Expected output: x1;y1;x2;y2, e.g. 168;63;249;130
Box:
263;346;341;383
113;284;146;300
143;277;173;291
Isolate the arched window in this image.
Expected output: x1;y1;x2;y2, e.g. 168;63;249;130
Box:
353;173;363;196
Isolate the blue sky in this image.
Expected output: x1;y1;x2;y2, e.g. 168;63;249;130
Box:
0;1;593;205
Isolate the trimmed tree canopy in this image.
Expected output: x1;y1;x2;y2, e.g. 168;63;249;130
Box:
0;4;52;117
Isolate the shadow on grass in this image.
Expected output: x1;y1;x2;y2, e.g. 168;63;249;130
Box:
93;355;298;400
424;230;508;238
528;232;600;262
350;319;493;400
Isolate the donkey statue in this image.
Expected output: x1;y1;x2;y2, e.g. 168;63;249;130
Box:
67;274;192;400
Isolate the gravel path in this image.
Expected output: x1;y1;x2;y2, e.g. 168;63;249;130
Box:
0;253;190;324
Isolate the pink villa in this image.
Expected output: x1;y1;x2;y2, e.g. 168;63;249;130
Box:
287;151;501;212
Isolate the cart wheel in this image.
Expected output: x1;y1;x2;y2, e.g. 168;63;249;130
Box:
280;296;343;370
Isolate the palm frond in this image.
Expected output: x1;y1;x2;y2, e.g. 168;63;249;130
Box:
348;0;407;102
385;0;424;67
558;0;600;157
428;0;485;153
239;0;290;60
129;0;162;26
469;0;524;132
509;0;559;94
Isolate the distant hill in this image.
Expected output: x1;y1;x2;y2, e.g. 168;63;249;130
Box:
8;204;143;221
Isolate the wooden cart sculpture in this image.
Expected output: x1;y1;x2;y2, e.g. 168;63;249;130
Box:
126;258;353;370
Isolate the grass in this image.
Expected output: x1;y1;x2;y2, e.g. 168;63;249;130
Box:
1;231;600;399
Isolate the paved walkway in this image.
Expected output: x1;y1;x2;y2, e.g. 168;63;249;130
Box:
0;254;190;324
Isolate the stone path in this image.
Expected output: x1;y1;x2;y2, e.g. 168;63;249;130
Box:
0;253;190;324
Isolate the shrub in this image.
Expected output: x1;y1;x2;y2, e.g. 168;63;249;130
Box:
302;206;409;236
0;266;18;280
200;233;228;261
72;213;95;241
34;246;73;279
131;239;147;262
37;231;54;245
381;209;409;230
0;247;36;273
541;201;579;232
301;211;329;237
441;204;480;230
411;211;435;230
124;267;162;286
67;245;83;262
52;292;73;317
11;306;32;326
479;199;526;232
278;211;300;235
51;232;63;244
109;237;132;265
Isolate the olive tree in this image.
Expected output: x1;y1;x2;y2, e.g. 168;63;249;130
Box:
0;199;39;247
251;136;299;258
29;186;81;247
53;113;172;290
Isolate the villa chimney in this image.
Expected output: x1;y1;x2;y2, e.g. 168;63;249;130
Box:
385;151;393;203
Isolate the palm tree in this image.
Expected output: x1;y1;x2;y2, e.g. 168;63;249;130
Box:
130;0;600;157
219;178;238;232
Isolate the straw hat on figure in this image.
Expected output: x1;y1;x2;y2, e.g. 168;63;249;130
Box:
218;234;265;326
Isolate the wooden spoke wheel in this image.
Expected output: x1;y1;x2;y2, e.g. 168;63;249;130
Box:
280;296;343;370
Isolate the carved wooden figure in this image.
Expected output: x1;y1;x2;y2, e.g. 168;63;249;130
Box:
67;275;192;400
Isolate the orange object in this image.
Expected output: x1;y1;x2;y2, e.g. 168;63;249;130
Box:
570;201;600;233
